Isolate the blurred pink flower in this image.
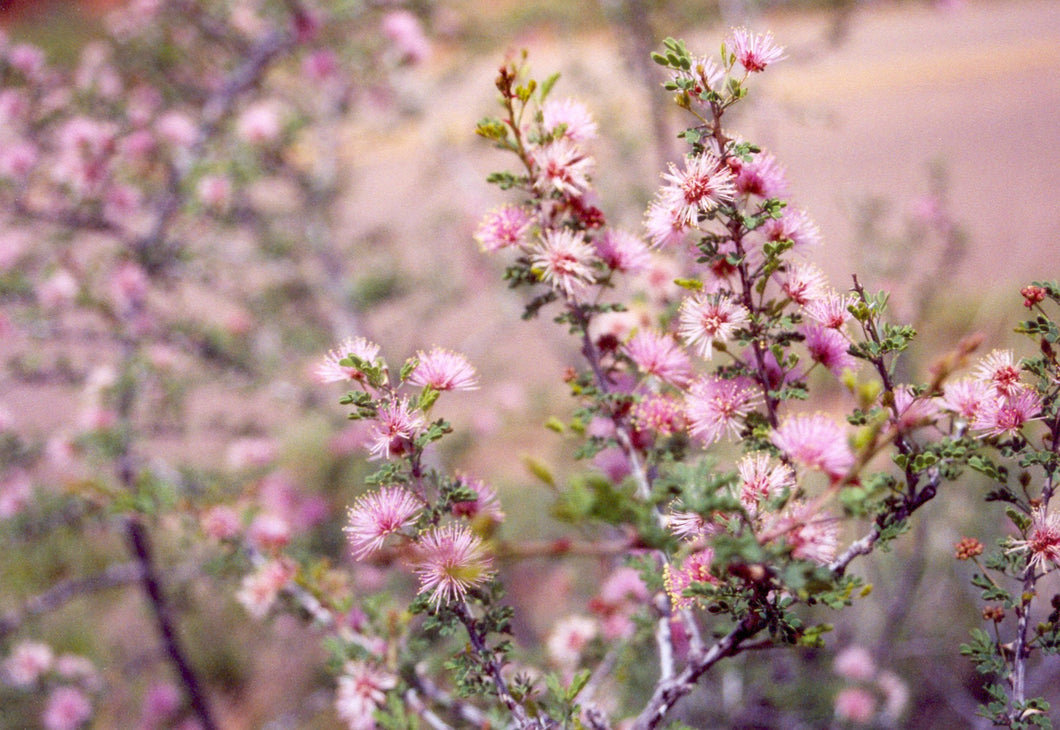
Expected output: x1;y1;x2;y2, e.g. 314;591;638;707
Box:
315;336;382;384
973;388;1043;438
381;10;431;65
532;139;595;199
833;645;876;682
4;640;53;687
42;686;92;730
834;686;876;724
939;377;992;422
763;207;821;251
474;205;532;252
624;329;693;387
236;559;295;620
771;413;854;479
803;323;856;376
248;512;290;552
632;394;685;436
664;549;717;610
201;505;241;540
974;349;1024;397
541;98;598;143
782;262;828;306
803;289;854;329
334;661;397;730
236;102;282;145
546;615;598;668
732;149;787;198
594;229;651;274
737;452;794;515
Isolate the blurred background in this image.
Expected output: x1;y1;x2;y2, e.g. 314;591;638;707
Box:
1;0;1058;727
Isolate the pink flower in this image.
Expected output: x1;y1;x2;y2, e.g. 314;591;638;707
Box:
594;229;651;273
38;269;79;310
8;43;46;79
155;110;197;149
677;292;750;359
729;28;786;73
334;661;397;730
834;645;876;682
530;229;598;301
531;138;595;198
834;686;876;724
670;54;724;96
632;394;685;436
248;512;291;552
891;386;940;431
973;388;1043;438
771;413;855;479
657;152;736;226
732;149;787;198
302;49;339;81
542;98;598;142
225;437;277;470
974;349;1025;397
0;140;38;181
236;559;295;620
664;549;718;610
782;262;828;306
643;199;689;248
763;207;821;251
4;640;53;687
381;10;431;65
546;615;598;669
407;347;479;391
315;336;383;384
413;523;495;608
474;205;532;252
368;398;426;459
804;324;857;376
42;686;93;730
197;174;232;211
141;682;180;725
624;329;693;387
737;452;794;515
685;375;760;446
0;469;32;519
766;502;839;564
345;486;422;559
450;474;505;525
236;102;282;145
803;289;854;329
201;505;241;540
939;377;993;421
666;509;717;541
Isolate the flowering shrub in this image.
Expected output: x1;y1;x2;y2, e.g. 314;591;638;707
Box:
2;5;1060;730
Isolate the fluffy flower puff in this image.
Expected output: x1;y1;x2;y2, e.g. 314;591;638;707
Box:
407;347;479;391
763;207;822;251
42;686;93;730
450;474;506;525
891;386;941;431
737;452;795;515
657;151;736;227
782;262;829;307
236;559;295;620
973;349;1025;397
765;503;839;564
624;329;693;387
531;138;595;199
972;388;1043;438
632;394;686;436
546;615;598;669
729;28;786;73
541;98;598;143
593;567;649;640
771;413;855;480
474;204;532;252
594;229;652;274
685;375;761;446
4;640;53;687
530;229;598;302
315;336;382;384
367;398;426;460
345;486;422;560
643;199;690;248
666;508;718;541
334;661;398;730
732;149;788;199
664;549;718;610
1007;509;1060;574
803;289;854;329
381;9;431;65
413;523;495;608
834;687;877;725
939;377;993;422
804;324;857;376
678;292;751;360
670;54;725;97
